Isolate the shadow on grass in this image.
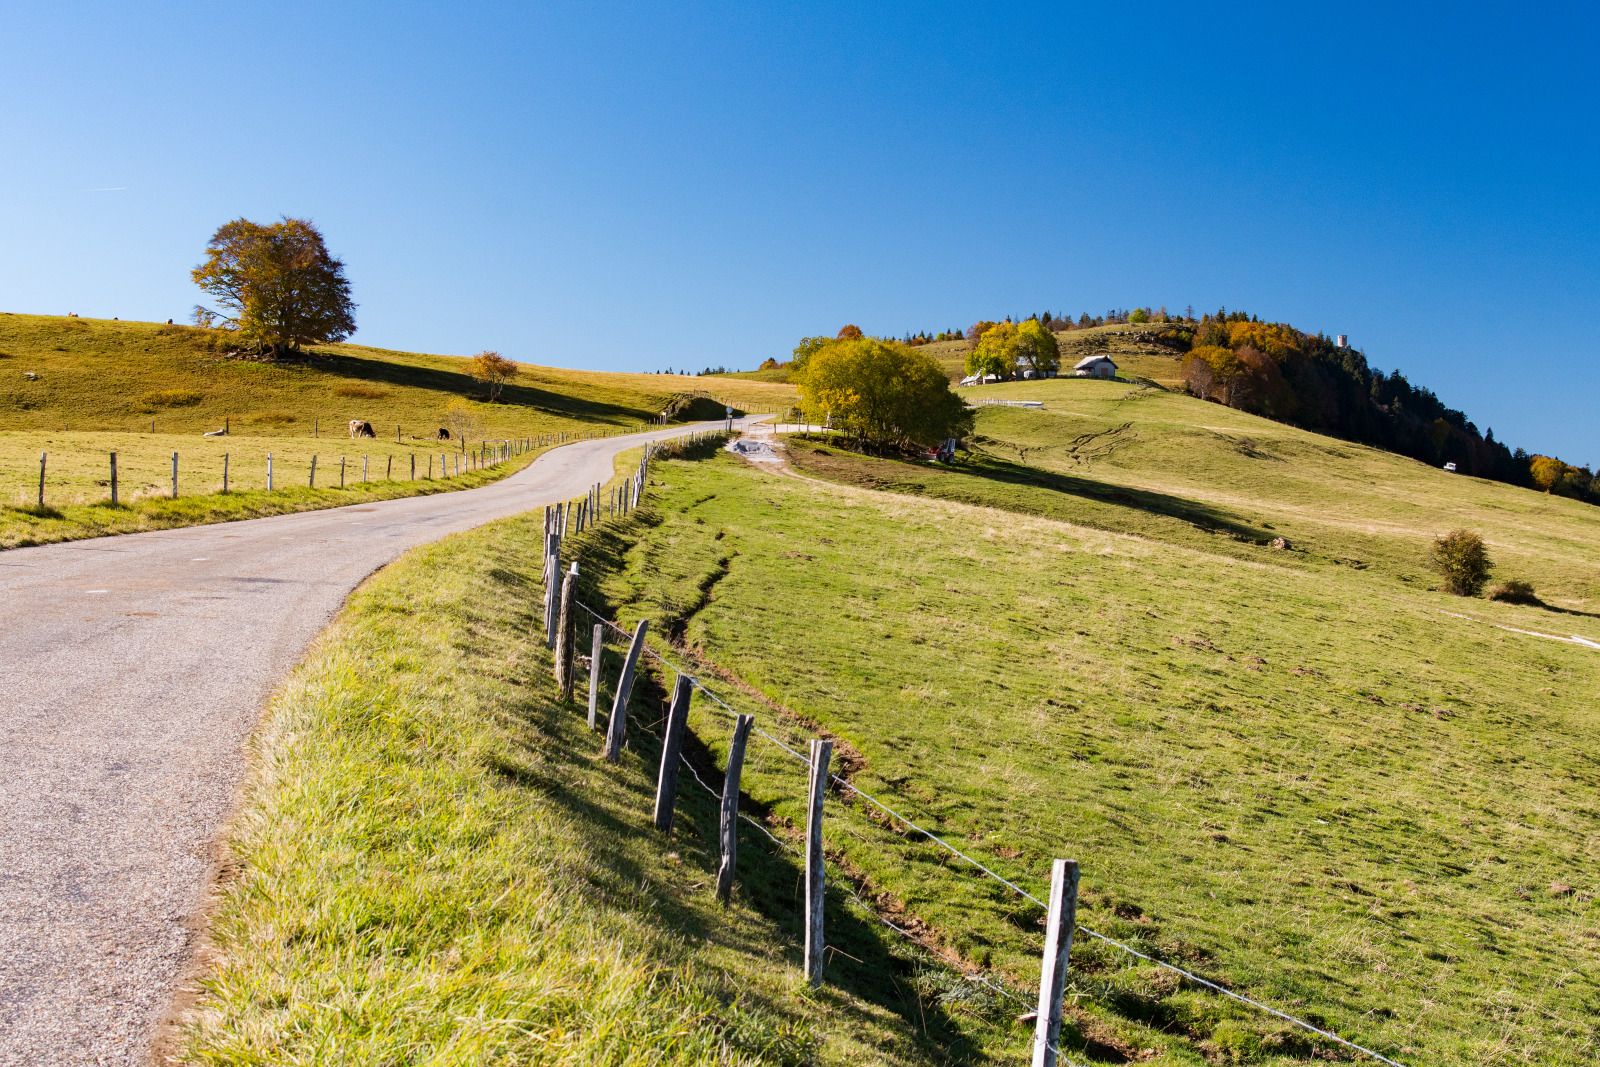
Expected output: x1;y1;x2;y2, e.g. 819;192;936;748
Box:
316;352;660;423
795;439;1267;544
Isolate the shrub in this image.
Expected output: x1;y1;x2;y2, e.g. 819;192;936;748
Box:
247;410;297;426
333;384;389;399
794;337;971;451
1430;529;1492;596
141;389;203;408
1488;579;1543;606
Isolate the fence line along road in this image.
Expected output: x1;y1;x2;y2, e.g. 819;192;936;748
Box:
548;442;1409;1067
0;415;767;1067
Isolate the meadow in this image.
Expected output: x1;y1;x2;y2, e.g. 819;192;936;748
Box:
570;417;1600;1062
180;447;1008;1067
0;313;794;546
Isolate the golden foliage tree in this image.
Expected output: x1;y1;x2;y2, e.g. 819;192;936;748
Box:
965;322;1019;380
191;217;355;355
469;350;518;402
836;324;864;340
795;338;971;451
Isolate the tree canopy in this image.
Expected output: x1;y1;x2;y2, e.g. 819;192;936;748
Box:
1013;319;1059;376
965;322;1018;380
191;217;355;355
795;338;971;451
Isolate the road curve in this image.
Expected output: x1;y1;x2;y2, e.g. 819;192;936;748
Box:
0;418;760;1067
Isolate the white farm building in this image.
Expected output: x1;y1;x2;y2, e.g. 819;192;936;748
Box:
1073;355;1118;379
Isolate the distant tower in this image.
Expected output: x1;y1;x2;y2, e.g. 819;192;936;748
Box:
1335;334;1348;348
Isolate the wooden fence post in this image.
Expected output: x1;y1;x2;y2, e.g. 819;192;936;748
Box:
171;452;178;498
587;623;604;730
653;673;694;832
38;452;46;507
267;452;273;490
556;563;579;698
1031;859;1081;1067
716;713;754;904
109;452;118;505
544;534;562;649
804;739;833;986
221;452;228;493
340;456;346;487
309;454;317;488
605;620;649;763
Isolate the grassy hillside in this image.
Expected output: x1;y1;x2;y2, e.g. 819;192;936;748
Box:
565;398;1600;1063
181;452;1004;1066
0;313;795;546
0;313;792;435
718;324;1177;390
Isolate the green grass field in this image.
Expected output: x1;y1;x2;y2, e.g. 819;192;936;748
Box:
181;458;1015;1066
562;400;1600;1063
142;325;1600;1063
0;313;795;547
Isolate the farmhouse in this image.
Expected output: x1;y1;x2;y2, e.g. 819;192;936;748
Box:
1073;355;1118;379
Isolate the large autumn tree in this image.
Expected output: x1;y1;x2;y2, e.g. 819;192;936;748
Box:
191;217;356;355
794;337;971;451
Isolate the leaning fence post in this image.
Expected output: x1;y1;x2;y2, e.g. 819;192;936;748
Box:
109;452;118;505
605;620;649;763
587;623;604;730
309;454;317;488
716;713;755;904
555;562;579;698
1031;859;1081;1067
653;673;694;832
804;738;833;986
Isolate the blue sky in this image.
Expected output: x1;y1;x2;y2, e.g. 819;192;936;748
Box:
2;1;1595;463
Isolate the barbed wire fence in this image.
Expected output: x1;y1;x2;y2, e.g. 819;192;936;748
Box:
537;430;1409;1067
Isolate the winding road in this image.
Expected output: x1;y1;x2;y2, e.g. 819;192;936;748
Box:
0;418;759;1066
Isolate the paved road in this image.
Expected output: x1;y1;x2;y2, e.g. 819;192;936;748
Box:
0;418;757;1066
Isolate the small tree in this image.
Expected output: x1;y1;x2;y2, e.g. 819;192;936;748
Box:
1014;319;1059;376
470;350;518;401
443;399;486;447
965;322;1019;380
1430;529;1492;596
191;217;355;356
836;324;864;340
795;338;971;452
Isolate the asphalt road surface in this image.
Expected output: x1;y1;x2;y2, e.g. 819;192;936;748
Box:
0;418;757;1066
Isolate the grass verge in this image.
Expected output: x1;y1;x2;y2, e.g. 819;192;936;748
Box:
182;490;1013;1065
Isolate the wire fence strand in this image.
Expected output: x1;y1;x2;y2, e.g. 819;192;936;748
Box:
565;584;1408;1067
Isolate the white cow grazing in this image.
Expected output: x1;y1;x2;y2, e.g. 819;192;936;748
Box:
349;420;376;438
